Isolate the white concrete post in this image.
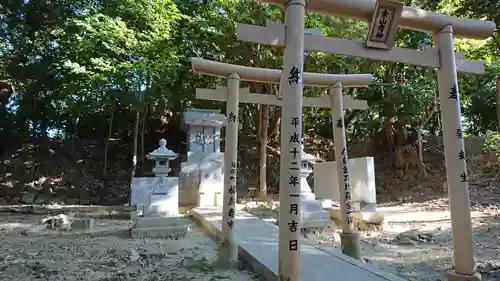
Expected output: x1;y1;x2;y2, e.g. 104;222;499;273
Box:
329;84;361;259
434;25;479;281
277;1;306;281
217;73;240;268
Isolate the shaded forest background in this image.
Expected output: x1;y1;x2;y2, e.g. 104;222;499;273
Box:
0;0;499;205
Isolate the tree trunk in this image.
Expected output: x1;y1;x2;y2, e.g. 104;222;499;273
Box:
496;77;500;132
71;115;79;155
417;129;423;161
131;111;140;179
268;107;281;141
255;105;261;139
259;104;269;199
140;104;148;166
416;101;438;162
103;108;114;179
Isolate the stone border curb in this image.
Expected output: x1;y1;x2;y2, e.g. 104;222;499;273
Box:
0;204;134;219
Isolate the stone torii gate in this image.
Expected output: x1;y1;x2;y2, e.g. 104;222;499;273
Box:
195;65;369;259
197;83;369;259
196;85;368;109
237;0;496;280
191;57;373;268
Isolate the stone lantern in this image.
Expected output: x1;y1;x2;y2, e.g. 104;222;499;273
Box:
142;138;179;217
299;144;316;201
148;138;177;176
298;145;331;231
130;138;192;239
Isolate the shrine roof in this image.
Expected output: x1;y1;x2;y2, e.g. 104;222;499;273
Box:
184;108;226;126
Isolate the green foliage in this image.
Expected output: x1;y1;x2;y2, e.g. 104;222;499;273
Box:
485;131;500;158
483;130;500;176
0;0;498;144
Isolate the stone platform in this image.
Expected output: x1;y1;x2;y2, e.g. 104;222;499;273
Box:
130;216;191;239
192;207;405;281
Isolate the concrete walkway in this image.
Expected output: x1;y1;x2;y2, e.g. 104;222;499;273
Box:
192;207;406;281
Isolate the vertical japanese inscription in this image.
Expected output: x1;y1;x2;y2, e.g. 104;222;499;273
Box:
288;220;298;232
287;114;301;252
375;9;389;39
370;8;393;42
458;150;465;160
448;84;468;186
289;175;299;187
449;85;458;100
336;118;342;128
460;172;468;183
341;148;353;225
288;66;300;85
289;132;300;144
290;147;299;162
227;161;237;229
227;112;237;123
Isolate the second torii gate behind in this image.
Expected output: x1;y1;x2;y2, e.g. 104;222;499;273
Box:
191;57;373;268
196;83;369;243
197;85;368;110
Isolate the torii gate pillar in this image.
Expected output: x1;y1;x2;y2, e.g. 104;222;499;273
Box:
434;25;479;281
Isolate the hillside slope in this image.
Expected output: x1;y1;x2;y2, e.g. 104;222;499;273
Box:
0;135;497;206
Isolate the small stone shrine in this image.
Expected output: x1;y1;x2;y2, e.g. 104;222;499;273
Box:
179;108;227;209
314;157;384;227
279;145;331;232
314;157;377;213
130;139;189;238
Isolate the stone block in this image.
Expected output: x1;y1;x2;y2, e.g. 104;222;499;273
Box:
134;216;190;229
10;196;20;204
314;157;377;212
301;199;332;229
131;216;192;239
34;194;50;205
148;178;179;217
79;199;90;205
21;192;37;204
131;176;179;217
71;218;95;230
328;207;385;231
179;163;201;208
130;177;155;206
179;152;224;209
131;224;189;239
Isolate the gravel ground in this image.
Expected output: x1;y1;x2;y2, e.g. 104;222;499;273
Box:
243;199;500;281
0;214;262;281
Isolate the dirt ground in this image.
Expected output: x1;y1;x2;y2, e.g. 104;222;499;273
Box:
0;214;262;281
0;201;498;281
243;198;500;281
